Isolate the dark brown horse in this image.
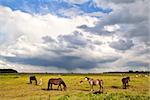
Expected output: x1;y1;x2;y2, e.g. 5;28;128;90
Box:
47;78;67;91
122;77;130;89
85;77;103;91
29;75;37;85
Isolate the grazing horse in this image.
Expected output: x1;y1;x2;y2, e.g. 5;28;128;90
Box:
29;75;37;85
85;77;103;91
122;77;130;89
47;78;67;91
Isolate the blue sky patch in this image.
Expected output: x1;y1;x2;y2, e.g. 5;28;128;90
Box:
0;0;112;16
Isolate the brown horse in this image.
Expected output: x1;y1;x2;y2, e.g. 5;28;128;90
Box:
122;77;130;89
85;77;103;91
47;78;67;91
29;75;37;85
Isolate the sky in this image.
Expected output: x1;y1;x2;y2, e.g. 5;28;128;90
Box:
0;0;149;73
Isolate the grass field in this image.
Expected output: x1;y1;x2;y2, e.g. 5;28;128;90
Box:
0;73;149;100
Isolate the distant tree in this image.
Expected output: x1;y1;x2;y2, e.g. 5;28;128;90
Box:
0;69;18;73
129;70;133;73
135;71;139;73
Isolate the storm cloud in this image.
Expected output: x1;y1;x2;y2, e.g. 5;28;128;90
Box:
109;39;134;51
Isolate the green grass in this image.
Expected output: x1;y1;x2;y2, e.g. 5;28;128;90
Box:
0;73;149;100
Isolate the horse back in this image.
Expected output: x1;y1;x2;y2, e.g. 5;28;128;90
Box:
91;79;103;85
122;78;128;84
49;78;62;85
30;76;36;80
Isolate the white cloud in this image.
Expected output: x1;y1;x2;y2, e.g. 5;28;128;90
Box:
0;5;97;55
0;5;97;43
0;0;149;72
104;24;120;32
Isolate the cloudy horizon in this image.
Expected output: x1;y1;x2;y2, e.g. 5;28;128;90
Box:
0;0;149;73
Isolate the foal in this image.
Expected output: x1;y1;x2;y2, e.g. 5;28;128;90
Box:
47;78;67;91
85;77;103;91
29;75;37;85
122;77;130;89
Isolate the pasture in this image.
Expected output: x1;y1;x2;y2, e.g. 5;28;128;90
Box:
0;73;149;100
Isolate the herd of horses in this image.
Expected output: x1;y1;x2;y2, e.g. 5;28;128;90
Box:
29;75;130;92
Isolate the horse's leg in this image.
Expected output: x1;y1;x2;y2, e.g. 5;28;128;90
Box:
57;84;62;91
30;79;32;84
125;83;127;89
99;82;102;90
35;79;37;85
99;84;101;90
47;81;50;90
48;84;49;90
57;84;61;90
99;84;103;91
123;84;125;89
101;85;104;92
90;85;93;91
60;84;62;91
127;82;129;86
57;85;59;90
122;83;124;89
50;84;52;90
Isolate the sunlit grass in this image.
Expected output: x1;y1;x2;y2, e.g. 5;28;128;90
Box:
0;73;149;100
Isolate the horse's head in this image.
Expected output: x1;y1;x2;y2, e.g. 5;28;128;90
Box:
61;80;67;91
85;77;89;81
127;77;130;81
63;86;67;91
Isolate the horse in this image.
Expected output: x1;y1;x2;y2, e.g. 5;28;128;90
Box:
122;77;130;89
29;75;37;85
47;78;67;91
84;77;103;91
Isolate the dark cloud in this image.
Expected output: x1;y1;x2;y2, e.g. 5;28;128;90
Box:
93;40;103;45
77;25;88;29
79;0;148;38
78;0;149;59
125;61;149;67
104;2;148;25
109;39;134;51
42;36;56;43
1;55;120;70
42;31;103;56
78;24;113;36
123;22;149;44
58;31;88;48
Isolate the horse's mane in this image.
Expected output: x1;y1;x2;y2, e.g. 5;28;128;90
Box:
85;77;90;80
